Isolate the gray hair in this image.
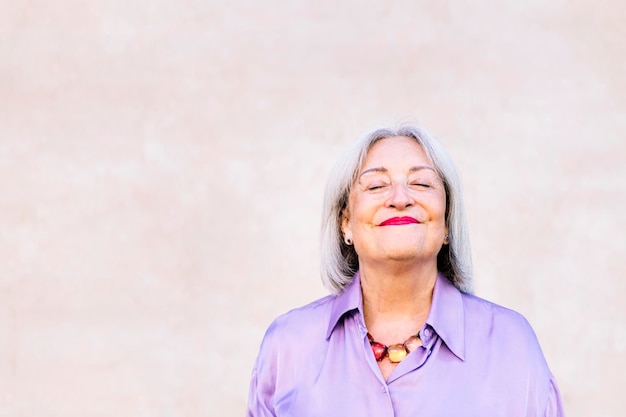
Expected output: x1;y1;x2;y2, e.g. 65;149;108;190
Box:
320;124;473;294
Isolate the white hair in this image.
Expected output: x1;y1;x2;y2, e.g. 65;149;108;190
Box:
320;124;473;294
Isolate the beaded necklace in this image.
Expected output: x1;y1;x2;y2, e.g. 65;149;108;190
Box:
367;332;422;363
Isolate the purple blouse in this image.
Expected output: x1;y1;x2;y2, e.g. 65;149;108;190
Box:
248;272;565;416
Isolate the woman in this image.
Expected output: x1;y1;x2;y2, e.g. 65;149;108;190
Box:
248;125;565;416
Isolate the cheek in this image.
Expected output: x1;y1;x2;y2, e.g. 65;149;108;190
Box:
428;193;447;219
436;203;447;219
350;200;378;226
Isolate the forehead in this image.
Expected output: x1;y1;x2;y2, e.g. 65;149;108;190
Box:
361;136;433;170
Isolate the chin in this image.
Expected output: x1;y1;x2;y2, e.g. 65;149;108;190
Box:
381;247;421;261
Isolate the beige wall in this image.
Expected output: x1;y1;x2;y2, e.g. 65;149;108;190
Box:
1;1;624;416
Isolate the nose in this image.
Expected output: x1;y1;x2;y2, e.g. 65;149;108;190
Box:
386;182;414;209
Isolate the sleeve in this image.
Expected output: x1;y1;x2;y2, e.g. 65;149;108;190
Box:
544;374;566;417
247;363;277;417
247;319;285;417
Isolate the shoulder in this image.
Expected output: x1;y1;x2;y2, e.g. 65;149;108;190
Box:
248;295;339;414
460;292;549;366
251;294;339;388
455;293;562;414
256;295;336;359
265;294;335;337
461;292;533;329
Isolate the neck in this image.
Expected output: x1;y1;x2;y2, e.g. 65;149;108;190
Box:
359;260;438;340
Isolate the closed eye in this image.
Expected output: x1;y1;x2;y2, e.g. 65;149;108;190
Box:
410;182;432;188
367;185;388;191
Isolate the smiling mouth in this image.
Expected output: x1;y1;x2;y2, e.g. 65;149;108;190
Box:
379;216;420;226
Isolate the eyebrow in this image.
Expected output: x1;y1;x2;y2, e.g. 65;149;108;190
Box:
359;165;436;179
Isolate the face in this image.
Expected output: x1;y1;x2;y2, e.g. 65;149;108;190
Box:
341;136;448;269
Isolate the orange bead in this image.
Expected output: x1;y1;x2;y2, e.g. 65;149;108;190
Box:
404;335;422;353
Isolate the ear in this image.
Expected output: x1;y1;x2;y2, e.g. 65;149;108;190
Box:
341;209;351;237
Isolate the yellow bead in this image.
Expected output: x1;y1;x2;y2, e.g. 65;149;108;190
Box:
387;344;407;363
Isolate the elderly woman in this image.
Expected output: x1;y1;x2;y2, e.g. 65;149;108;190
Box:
248;125;565;416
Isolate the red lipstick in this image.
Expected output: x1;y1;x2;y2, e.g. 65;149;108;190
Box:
379;216;419;226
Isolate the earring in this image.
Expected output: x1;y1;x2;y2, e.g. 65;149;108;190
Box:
444;234;449;244
345;237;353;245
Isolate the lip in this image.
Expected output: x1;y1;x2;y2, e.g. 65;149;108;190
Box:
379;216;420;226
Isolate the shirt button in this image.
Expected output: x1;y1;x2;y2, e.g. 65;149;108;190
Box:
424;328;432;337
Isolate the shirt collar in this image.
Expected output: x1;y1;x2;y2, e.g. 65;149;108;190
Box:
326;271;363;339
427;273;466;361
326;271;466;362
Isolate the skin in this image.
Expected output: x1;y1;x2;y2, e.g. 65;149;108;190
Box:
341;136;448;380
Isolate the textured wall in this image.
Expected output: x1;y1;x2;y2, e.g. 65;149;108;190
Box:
1;1;624;416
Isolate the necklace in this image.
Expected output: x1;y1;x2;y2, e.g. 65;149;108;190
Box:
367;332;422;363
